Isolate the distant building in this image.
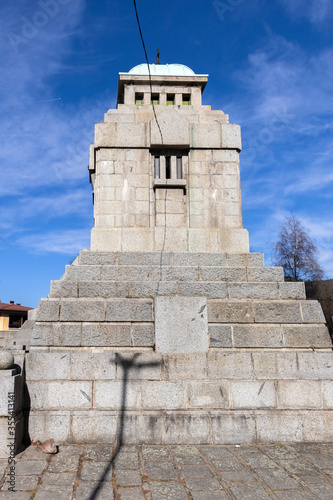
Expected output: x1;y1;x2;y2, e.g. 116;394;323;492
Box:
0;300;32;332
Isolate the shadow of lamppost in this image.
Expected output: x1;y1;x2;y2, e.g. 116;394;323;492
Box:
89;352;161;500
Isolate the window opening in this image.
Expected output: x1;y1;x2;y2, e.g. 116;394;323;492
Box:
151;94;159;105
135;93;144;105
154;156;160;179
152;150;188;182
177;157;183;179
9;314;22;328
182;94;191;105
167;94;175;105
165;156;171;179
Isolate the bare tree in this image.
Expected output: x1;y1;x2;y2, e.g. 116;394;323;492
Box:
272;214;324;281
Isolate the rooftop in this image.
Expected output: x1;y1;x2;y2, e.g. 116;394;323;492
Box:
128;63;196;76
0;301;32;313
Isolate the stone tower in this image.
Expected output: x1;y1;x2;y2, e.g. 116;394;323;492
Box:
89;63;249;254
21;63;332;446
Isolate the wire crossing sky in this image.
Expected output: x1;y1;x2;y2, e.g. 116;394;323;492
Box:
0;0;332;307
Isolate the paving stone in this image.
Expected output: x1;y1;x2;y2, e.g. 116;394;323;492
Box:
118;487;145;499
74;480;114;499
274;490;316;500
191;492;228;500
114;452;139;469
5;475;39;490
177;464;214;479
0;462;7;477
41;472;77;485
201;446;236;459
256;469;300;490
172;445;201;456
84;445;114;461
48;454;80;473
302;453;333;469
58;445;83;456
117;446;137;453
315;444;333;455
185;477;223;490
210;456;246;471
2;443;333;500
230;445;261;454
174;455;205;465
261;445;299;461
144;462;178;480
278;459;319;475
0;493;32;500
307;483;333;498
229;483;272;499
17;445;47;460
241;452;280;469
149;481;188;500
15;460;46;476
116;469;142;486
299;475;331;484
219;469;257;482
34;483;74;499
80;461;113;481
142;446;170;461
289;443;322;454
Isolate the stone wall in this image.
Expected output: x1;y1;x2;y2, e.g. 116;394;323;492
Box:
90;105;249;253
23;250;333;445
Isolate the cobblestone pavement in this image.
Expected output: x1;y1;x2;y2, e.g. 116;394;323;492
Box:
1;443;333;499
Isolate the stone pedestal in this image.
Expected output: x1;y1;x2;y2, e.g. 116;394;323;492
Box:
23;249;332;444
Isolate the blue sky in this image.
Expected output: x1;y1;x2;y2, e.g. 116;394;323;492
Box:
0;0;332;308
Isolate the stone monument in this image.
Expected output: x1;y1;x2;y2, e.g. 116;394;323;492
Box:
15;63;333;447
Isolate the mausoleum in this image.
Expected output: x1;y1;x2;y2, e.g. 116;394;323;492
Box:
1;63;332;454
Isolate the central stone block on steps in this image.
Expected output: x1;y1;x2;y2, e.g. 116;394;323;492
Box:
154;296;209;354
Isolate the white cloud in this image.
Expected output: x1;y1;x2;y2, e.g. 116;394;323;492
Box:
0;0;113;255
16;229;91;254
217;33;333;276
278;0;333;24
0;0;115;197
224;34;333;195
0;189;93;235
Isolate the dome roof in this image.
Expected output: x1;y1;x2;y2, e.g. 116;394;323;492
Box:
128;63;196;76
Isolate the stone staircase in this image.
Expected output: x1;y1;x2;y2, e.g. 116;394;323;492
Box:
24;250;332;445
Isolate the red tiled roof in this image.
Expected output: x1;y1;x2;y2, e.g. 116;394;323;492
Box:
0;302;33;313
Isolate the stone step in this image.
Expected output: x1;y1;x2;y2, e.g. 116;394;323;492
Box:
31;321;331;349
25;407;333;444
209;324;331;349
31;321;154;348
25;350;333;383
49;280;306;300
25;377;333;412
77;250;265;267
62;265;284;283
25;350;333;414
208;299;325;324
36;297;325;324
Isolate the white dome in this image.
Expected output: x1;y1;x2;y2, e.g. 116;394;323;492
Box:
128;63;196;76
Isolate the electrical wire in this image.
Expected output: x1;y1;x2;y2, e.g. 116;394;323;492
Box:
133;0;163;144
132;0;167;277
